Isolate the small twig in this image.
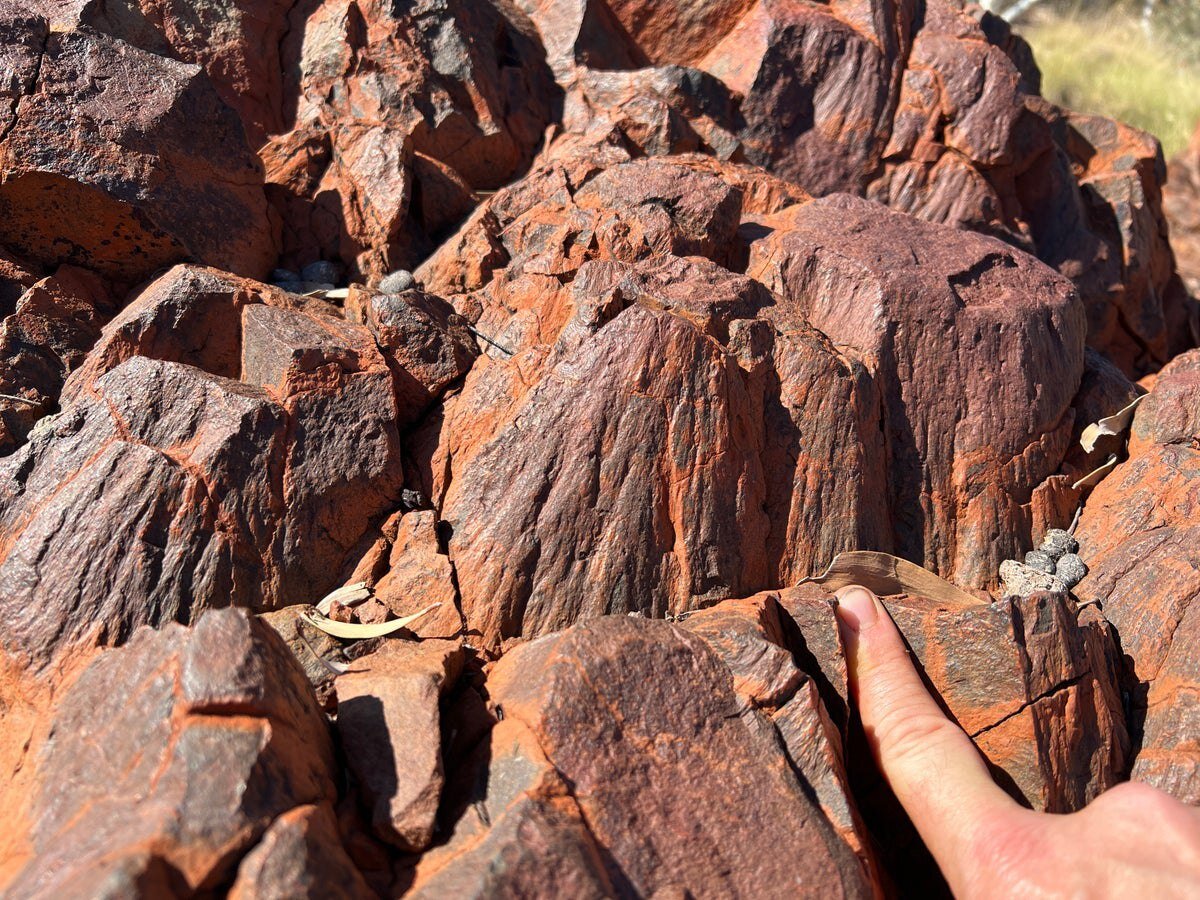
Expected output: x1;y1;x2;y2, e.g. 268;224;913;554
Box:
0;393;39;407
468;325;514;357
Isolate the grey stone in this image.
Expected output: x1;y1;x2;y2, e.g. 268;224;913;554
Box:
1024;550;1057;574
379;269;415;293
1039;529;1079;560
271;268;301;283
999;559;1066;597
1055;553;1089;588
301;260;341;284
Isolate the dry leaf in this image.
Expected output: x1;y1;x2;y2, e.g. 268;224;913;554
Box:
315;581;371;614
1072;454;1119;490
301;602;441;639
799;551;985;609
1080;395;1144;453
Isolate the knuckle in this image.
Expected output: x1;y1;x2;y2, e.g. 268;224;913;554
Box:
871;708;965;765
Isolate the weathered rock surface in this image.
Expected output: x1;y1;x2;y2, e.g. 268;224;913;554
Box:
1;0;1197;896
335;639;464;851
748;193;1087;588
1167;121;1200;298
2;608;349;898
0;266;113;454
0;12;276;282
0;300;405;666
1075;348;1200;803
413;615;872;897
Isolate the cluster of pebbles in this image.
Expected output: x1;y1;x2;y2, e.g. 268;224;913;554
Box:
270;263;416;295
999;528;1089;597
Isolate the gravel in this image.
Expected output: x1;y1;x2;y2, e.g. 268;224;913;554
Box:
1039;528;1079;560
301;260;341;284
1055;553;1088;588
378;268;415;293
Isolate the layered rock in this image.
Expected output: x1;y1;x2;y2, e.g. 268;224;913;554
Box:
1166;121;1200;298
0;11;275;282
410;616;872;897
1075;349;1200;802
746;193;1087;588
2;608;351;898
0;267;114;454
0;270;412;668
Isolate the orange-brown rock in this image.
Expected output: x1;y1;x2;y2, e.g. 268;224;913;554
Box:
2;608;349;897
0;303;406;666
0;13;276;282
747;193;1087;589
335;639;464;851
775;584;1128;893
1075;348;1200;803
412;615;872;897
1166;121;1200;298
0;266;114;454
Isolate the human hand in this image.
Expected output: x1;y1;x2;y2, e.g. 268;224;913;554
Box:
834;585;1200;898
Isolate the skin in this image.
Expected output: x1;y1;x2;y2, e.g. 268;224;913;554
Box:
834;585;1200;899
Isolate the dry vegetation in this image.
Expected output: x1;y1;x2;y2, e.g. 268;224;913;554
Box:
1020;2;1200;156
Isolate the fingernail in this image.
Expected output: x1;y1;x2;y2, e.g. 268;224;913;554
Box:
834;586;879;634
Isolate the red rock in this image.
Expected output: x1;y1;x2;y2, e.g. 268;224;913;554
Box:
0;15;276;282
1075;348;1200;803
229;804;376;900
335;639;464;851
418;616;871;897
680;596;875;865
368;511;462;640
0;304;405;665
0;266;114;454
747;193;1087;589
1166;121;1200;299
345;286;478;423
2;608;345;897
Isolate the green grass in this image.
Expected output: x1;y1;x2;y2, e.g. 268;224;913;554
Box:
1021;9;1200;157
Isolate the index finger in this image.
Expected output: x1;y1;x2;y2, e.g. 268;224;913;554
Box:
835;586;1018;883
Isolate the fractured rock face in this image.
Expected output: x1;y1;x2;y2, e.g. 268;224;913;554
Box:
335;639;464;851
1075;349;1200;802
414;615;872;897
0;13;276;282
0;300;405;666
3;608;345;898
748;193;1087;589
0;266;114;454
1166;121;1200;299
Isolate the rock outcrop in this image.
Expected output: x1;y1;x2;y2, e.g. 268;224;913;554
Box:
1166;121;1200;298
1075;349;1200;803
0;0;1196;896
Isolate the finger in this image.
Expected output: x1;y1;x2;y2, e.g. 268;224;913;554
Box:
835;586;1017;873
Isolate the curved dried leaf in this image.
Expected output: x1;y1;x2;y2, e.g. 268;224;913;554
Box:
799;551;985;609
302;602;442;639
1080;395;1144;453
1072;454;1120;490
315;581;371;614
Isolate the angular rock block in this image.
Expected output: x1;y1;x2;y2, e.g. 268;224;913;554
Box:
3;608;347;897
1076;349;1200;803
0;15;275;282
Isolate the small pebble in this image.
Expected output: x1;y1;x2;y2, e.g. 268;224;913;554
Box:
1024;550;1057;574
378;268;415;293
400;488;428;510
999;559;1066;597
271;268;300;283
1039;528;1078;560
301;260;341;284
1055;553;1088;588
